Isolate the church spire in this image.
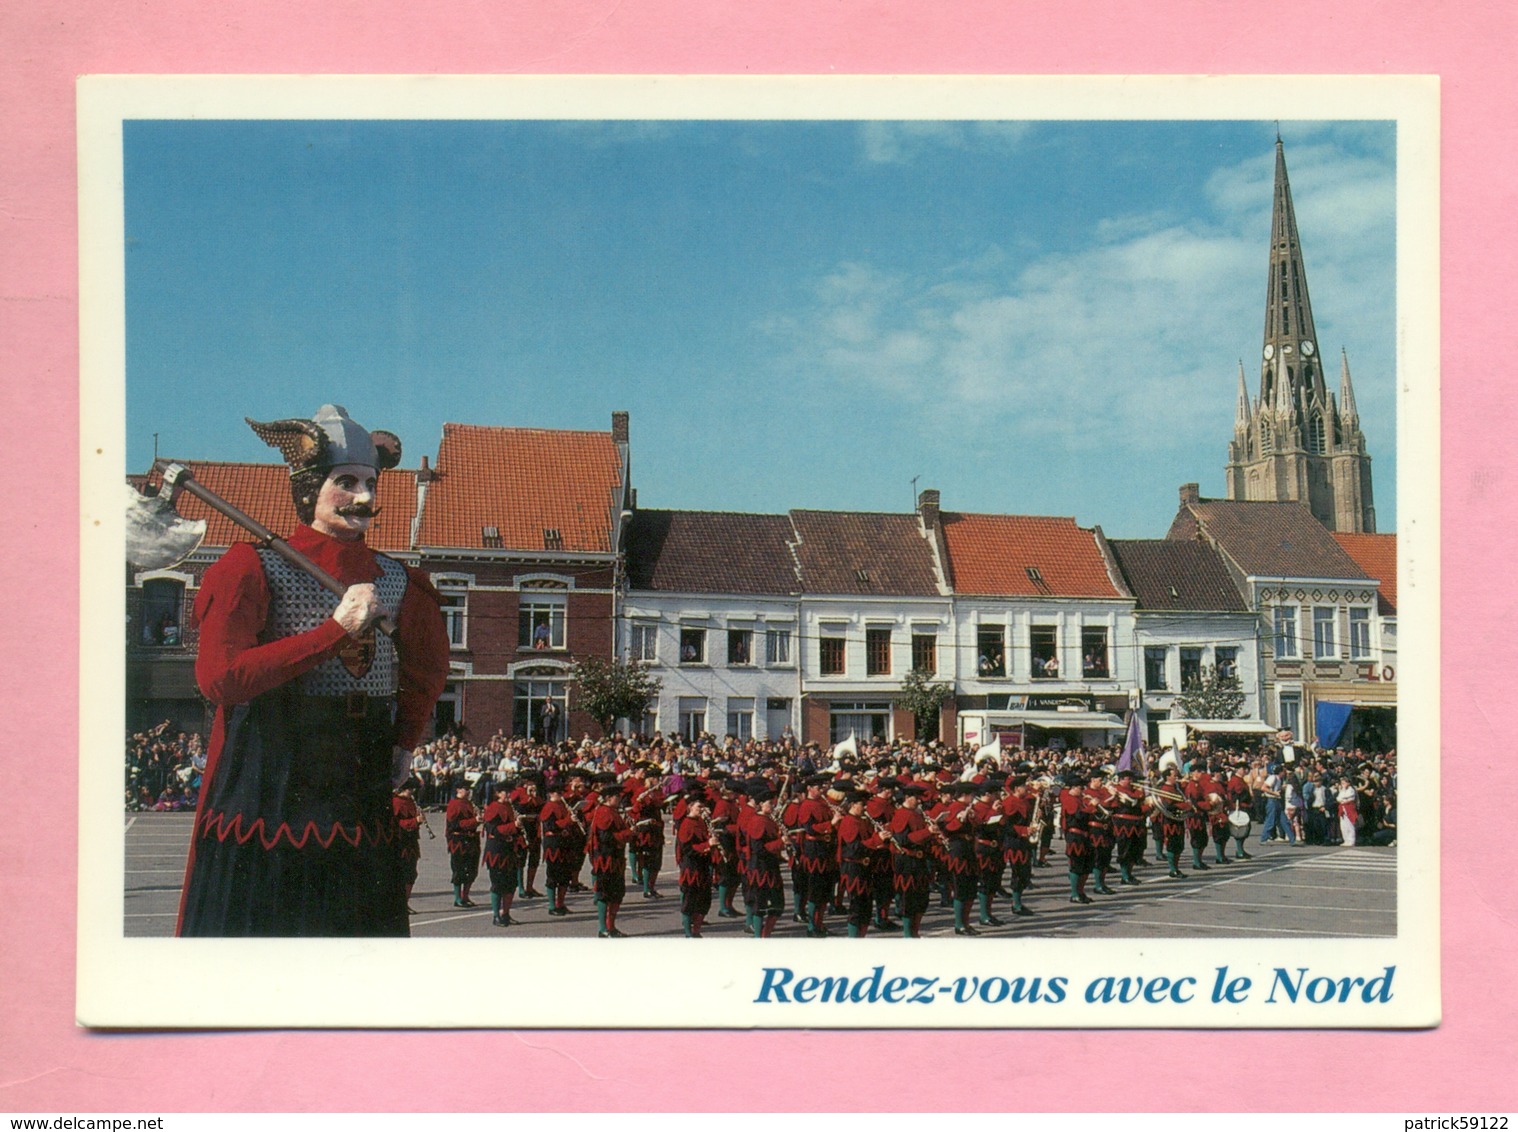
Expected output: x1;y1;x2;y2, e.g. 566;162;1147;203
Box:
1225;134;1377;533
1338;347;1360;425
1260;137;1328;417
1235;359;1252;428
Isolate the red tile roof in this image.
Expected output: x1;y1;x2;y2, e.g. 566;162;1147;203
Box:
941;513;1124;598
1107;539;1249;612
787;511;943;596
142;461;417;553
1169;499;1368;581
1331;532;1397;615
418;424;624;553
626;510;800;594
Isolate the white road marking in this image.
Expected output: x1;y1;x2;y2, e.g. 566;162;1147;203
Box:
1164;896;1393;916
1230;880;1394;893
1105;919;1393;936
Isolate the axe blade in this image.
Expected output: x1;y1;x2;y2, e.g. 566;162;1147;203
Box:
125;482;207;570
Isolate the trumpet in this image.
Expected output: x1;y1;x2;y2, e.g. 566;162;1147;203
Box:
1142;783;1191;821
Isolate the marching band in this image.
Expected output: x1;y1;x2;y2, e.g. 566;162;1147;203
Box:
389;733;1375;938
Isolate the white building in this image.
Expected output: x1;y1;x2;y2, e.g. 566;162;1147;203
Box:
1106;537;1264;745
927;496;1138;750
621;510;804;743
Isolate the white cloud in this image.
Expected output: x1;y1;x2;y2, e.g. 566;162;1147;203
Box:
773;142;1394;471
858;120;1032;164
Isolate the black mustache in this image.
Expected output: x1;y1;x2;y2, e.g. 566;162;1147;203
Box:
337;504;381;518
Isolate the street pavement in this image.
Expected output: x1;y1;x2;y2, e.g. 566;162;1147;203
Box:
124;810;1395;940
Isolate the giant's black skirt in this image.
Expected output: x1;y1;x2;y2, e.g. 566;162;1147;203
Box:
179;691;407;937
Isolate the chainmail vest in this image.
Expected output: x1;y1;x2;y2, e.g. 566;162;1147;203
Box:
257;548;408;696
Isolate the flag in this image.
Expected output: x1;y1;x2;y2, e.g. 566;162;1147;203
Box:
1116;710;1143;773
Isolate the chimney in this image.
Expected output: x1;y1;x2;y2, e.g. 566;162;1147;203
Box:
917;487;953;593
1179;483;1200;505
611;411;629;445
416;454;437;484
917;488;941;530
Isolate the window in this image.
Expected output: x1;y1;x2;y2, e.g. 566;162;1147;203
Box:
1030;626;1058;680
139;578;185;646
727;627;753;666
1309;413;1327;454
765;627;792;666
518;593;565;649
678;697;707;742
434;578;469;649
1278;690;1301;737
829;702;891;745
1215;646;1239;680
1180;647;1203;689
911;630;937;674
976;625;1005;678
819;637;846;676
1349;608;1371;660
1313;606;1337;660
1144;646;1169;691
629;623;658;663
513;674;567;741
726;697;754;742
866;627;892;676
1081;626;1109;678
1274;605;1299;659
679;627;706;665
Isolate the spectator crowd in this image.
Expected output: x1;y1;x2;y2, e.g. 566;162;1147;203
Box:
126;718;1395;847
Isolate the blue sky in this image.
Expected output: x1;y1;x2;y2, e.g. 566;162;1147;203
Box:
124;118;1396;537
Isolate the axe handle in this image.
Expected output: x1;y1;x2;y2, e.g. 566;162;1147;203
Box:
166;469;398;638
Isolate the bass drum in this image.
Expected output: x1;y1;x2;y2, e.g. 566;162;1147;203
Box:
1227;809;1253;840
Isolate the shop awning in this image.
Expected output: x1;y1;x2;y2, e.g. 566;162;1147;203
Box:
984;710;1126;731
1173;719;1277;735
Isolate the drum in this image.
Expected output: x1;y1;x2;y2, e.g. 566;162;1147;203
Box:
1228;809;1253;840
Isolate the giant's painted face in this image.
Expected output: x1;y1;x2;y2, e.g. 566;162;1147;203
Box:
311;463;379;540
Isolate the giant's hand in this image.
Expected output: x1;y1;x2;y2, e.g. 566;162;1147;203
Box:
333;583;387;637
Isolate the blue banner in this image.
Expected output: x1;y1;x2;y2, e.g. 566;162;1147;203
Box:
1315;701;1354;748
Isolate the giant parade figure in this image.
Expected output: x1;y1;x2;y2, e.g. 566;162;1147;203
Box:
176;404;449;936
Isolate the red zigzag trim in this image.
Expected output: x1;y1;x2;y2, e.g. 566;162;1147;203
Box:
198;809;396;851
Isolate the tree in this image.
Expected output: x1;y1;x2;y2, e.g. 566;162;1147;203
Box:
570;656;663;737
1173;664;1245;721
898;666;954;741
